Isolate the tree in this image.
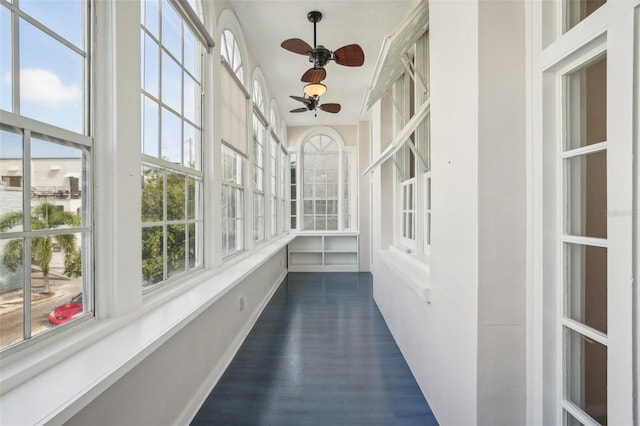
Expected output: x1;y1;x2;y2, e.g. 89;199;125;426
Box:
141;168;190;285
0;202;81;294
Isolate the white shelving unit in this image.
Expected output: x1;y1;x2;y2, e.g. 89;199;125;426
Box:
288;232;359;272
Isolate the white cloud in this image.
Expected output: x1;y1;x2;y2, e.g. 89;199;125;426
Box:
19;68;81;108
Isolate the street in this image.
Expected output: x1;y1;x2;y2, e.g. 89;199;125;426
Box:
0;274;82;348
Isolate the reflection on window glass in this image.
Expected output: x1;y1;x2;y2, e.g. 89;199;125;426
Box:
19;19;84;133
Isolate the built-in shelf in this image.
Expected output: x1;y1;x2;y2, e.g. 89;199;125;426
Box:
288;233;359;272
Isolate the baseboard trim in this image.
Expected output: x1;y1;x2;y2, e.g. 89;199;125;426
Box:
176;270;287;425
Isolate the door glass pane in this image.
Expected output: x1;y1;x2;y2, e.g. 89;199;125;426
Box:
565;243;607;334
566;56;606;150
565;150;607;239
566;0;606;32
565;327;607;425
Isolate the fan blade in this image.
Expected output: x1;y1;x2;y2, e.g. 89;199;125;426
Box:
290;95;312;104
281;38;313;55
319;103;341;113
290;107;308;113
333;44;365;67
301;67;326;83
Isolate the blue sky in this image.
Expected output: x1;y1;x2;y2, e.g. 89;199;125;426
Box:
1;1;83;158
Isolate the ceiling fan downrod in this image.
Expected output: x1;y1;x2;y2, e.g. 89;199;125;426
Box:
307;11;322;48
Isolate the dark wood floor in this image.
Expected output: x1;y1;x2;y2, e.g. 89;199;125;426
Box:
191;272;438;426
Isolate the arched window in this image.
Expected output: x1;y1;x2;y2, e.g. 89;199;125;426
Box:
219;28;247;256
221;29;243;81
300;134;350;231
252;80;264;114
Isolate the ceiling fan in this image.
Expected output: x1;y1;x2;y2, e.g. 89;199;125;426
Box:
281;11;365;83
289;95;341;116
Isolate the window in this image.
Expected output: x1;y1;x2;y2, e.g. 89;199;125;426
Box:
2;176;22;188
221;146;244;257
279;147;287;234
0;0;92;351
269;134;278;236
252;81;266;242
301;135;341;231
221;29;243;82
290;153;297;229
141;0;204;288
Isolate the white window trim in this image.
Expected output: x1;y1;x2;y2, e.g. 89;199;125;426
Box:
527;2;638;425
362;99;430;176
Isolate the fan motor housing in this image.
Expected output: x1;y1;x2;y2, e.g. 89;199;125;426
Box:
310;45;332;68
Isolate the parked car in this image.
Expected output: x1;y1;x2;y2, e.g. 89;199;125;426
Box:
48;293;83;325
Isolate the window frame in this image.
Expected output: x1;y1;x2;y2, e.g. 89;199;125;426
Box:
140;0;205;291
0;0;93;354
297;131;355;232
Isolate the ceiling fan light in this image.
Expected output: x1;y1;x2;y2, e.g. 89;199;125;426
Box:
303;83;327;98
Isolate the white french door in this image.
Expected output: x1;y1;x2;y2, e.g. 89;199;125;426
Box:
530;1;638;425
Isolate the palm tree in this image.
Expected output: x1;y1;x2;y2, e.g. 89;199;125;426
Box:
0;202;81;294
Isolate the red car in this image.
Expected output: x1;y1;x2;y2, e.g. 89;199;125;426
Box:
48;293;83;324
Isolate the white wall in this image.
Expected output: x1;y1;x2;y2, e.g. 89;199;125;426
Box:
371;1;527;425
477;1;526;424
65;249;287;426
358;120;371;271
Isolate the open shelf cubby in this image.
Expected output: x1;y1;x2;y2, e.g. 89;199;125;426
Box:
288;233;359;272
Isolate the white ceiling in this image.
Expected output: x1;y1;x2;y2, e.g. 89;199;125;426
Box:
226;0;421;128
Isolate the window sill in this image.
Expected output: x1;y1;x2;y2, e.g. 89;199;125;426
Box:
0;233;295;426
376;246;431;303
